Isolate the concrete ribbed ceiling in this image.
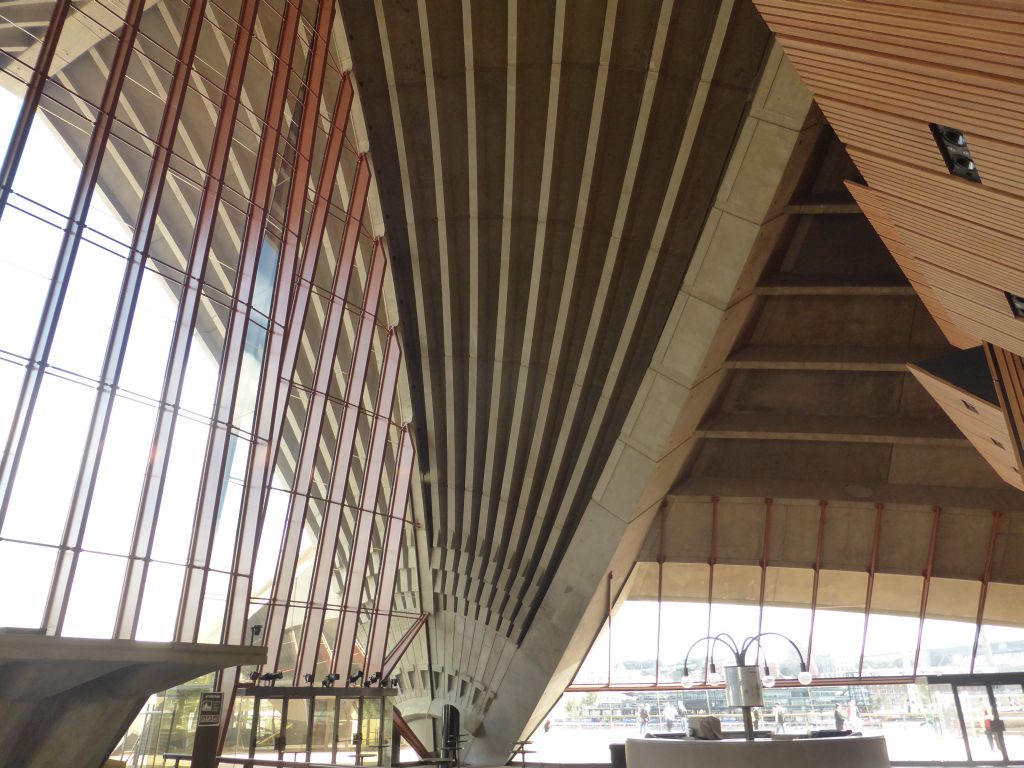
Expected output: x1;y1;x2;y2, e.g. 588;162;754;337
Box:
341;0;773;642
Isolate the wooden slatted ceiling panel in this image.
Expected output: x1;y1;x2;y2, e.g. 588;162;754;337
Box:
847;182;978;349
987;343;1024;490
907;362;1024;490
753;0;1024;355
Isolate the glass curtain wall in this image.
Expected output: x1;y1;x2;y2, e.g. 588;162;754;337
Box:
536;499;1024;764
0;0;421;733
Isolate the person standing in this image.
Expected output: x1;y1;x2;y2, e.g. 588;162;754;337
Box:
774;704;786;734
983;708;995;750
639;706;649;734
834;704;846;731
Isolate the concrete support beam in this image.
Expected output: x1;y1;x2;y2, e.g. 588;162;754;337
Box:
0;635;264;768
463;41;817;765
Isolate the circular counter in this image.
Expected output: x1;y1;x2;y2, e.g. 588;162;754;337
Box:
624;734;889;768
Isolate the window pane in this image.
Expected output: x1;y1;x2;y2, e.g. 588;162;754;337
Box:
4;374;95;544
62;552;126;638
180;295;227;418
862;573;923;676
0;205;62;357
198;571;229;643
977;583;1024;672
918;578;979;675
233;320;268;433
151;416;209;563
49;240;126;378
136;561;185;641
0;359;25;442
811;570;867;678
0;541;57;629
83;396;157;555
119;268;181;399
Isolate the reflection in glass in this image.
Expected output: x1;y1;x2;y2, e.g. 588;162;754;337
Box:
255;698;285;755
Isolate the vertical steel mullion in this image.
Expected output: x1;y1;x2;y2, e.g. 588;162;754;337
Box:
330;313;400;677
0;0;146;536
704;496;717;683
806;500;827;670
292;249;387;684
606;571;612;685
0;0;72;217
364;428;416;677
220;73;356;651
858;502;883;677
972;510;1001;673
913;505;941;674
756;498;772;641
179;0;332;644
44;0;211;637
260;166;373;672
952;684;974;763
114;0;261;641
654;507;666;685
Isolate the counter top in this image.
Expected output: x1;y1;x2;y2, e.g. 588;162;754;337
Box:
624;734;889;768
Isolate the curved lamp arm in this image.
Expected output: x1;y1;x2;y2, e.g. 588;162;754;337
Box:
741;631;809;672
681;633;741;677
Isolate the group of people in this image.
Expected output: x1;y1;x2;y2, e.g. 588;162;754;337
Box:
834;700;863;732
637;703;688;734
636;698;864;735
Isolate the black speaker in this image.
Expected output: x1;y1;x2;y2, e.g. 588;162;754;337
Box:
930;123;981;183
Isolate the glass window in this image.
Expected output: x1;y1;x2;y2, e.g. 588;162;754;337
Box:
4;374;95;545
83;396;157;555
310;697;335;763
62;552;126;638
255;698;285;756
284;698;310;758
810;570;868;678
918;577;980;675
861;573;923;676
233;320;268;433
360;697;382;767
49;239;126;379
760;567;813;678
198;571;229;644
151;415;209;563
119;268;181;399
0;204;62;357
252;488;289;599
977;583;1024;672
572;619;610;686
179;295;227;418
337;698;360;764
610;600;658;685
9;100;81;217
0;541;58;629
135;562;185;641
222;694;256;759
0;359;25;444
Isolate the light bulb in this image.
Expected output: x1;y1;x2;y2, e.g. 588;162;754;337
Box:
707;670;720;685
682;677;693;689
797;670;813;686
761;675;775;688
